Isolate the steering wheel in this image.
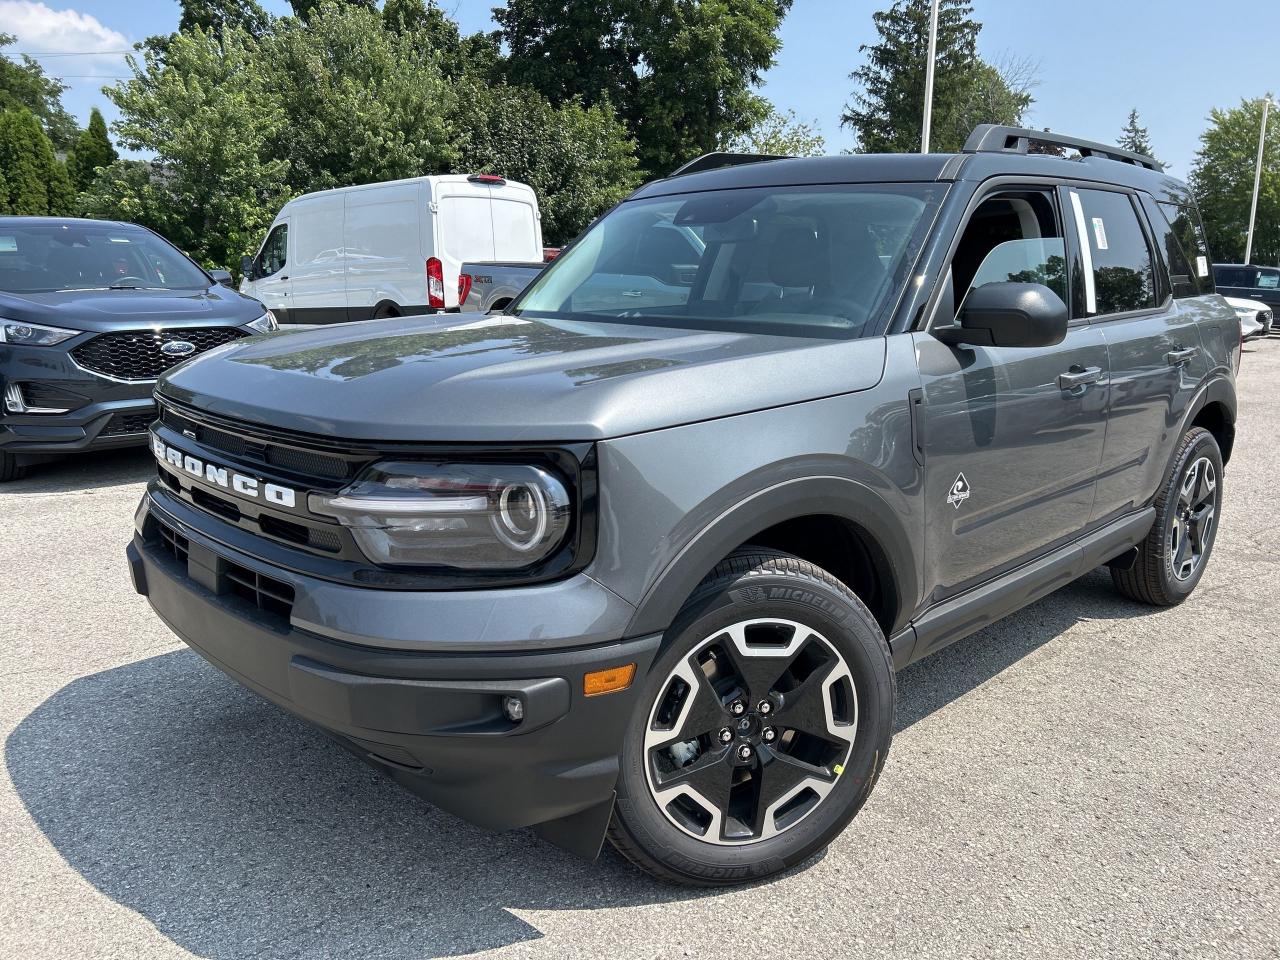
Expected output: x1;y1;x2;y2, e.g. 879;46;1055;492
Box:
111;276;147;286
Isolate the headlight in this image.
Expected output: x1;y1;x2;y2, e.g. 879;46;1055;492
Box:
0;319;80;346
309;461;573;569
244;310;278;334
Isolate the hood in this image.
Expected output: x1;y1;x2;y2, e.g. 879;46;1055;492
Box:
158;313;888;442
0;286;264;332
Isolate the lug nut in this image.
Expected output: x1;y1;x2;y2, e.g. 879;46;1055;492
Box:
762;727;777;743
718;727;733;744
729;700;746;716
757;699;773;715
737;744;753;761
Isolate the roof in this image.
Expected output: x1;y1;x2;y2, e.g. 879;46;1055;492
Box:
0;216;133;229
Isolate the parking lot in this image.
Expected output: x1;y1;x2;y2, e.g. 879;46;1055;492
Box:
0;340;1276;960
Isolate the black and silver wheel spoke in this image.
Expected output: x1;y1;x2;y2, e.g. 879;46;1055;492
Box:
645;618;857;845
1169;456;1217;582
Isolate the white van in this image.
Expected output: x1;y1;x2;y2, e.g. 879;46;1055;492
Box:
240;174;542;323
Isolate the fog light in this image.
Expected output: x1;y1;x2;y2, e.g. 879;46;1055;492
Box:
502;696;524;723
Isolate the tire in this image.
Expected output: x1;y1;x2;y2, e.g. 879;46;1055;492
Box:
0;450;24;482
1112;426;1223;606
372;303;401;320
608;548;895;886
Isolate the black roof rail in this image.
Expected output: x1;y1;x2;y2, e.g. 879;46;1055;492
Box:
668;151;792;178
962;124;1163;172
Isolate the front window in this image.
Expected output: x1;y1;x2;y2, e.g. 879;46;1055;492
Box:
0;221;211;294
514;184;943;339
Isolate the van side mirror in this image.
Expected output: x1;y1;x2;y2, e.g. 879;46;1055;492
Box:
209;268;233;285
240;255;256;281
934;281;1068;349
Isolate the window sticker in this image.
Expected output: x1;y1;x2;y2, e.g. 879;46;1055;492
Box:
0;236;15;253
108;236;133;244
1091;217;1109;251
1196;255;1209;278
1257;272;1279;289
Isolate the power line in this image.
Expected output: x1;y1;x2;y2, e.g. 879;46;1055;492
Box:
2;50;132;57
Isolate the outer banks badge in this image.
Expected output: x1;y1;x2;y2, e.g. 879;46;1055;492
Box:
947;473;971;510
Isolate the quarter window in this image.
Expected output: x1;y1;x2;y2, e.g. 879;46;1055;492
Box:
1158;201;1214;294
258;223;288;278
1069;189;1156;317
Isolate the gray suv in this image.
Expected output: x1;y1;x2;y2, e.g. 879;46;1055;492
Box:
127;126;1238;886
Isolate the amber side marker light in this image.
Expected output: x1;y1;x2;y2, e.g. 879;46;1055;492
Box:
584;663;636;697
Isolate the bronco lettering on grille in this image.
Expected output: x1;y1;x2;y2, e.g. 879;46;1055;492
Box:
152;435;297;507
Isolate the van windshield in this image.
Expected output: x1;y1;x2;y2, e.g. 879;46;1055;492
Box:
0;221;210;294
513;183;943;339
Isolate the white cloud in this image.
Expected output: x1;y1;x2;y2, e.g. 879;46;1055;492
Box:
0;1;131;78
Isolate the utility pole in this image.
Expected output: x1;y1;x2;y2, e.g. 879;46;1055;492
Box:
1244;95;1272;266
921;0;940;154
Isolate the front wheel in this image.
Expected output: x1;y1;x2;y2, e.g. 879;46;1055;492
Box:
608;549;895;885
1112;426;1223;605
0;450;24;482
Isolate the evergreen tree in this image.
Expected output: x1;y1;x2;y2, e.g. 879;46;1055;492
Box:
842;0;1033;153
68;108;119;193
0;33;80;149
0;108;75;215
1118;108;1157;161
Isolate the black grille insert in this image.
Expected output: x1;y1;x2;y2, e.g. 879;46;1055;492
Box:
72;327;246;381
159;404;351;481
101;409;156;436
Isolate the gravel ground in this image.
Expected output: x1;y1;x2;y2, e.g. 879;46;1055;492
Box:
2;339;1277;960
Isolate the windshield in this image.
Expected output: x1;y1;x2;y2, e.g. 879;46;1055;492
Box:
0;221;210;293
514;183;943;338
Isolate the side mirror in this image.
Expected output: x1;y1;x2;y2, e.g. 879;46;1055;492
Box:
209;268;233;285
935;281;1068;349
240;255;256;281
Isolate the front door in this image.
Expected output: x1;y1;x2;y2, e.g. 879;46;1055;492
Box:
916;187;1109;602
250;220;291;322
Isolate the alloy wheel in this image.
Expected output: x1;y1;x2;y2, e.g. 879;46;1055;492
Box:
643;618;857;845
1169;455;1217;581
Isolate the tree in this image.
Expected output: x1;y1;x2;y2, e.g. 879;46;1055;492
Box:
383;0;501;80
0;108;75;215
1119;108;1157;161
0;34;79;149
289;0;376;21
1190;96;1280;265
456;84;641;243
494;0;794;176
104;27;291;269
841;0;1033;153
724;106;826;157
179;0;270;38
67;108;119;192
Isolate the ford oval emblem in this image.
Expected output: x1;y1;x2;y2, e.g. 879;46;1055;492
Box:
161;340;196;357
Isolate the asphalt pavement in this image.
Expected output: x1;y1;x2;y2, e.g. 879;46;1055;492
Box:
2;338;1277;959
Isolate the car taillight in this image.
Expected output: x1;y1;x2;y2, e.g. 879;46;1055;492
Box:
427;257;445;309
458;273;473;305
543;247;561;262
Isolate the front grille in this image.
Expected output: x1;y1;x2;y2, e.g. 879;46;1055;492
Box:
101;409;156;436
159;404;352;481
72;327;247;381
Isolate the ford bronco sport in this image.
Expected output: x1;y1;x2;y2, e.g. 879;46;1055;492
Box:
128;126;1238;886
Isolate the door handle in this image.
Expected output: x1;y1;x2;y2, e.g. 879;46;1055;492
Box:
1165;347;1197;366
1057;365;1103;391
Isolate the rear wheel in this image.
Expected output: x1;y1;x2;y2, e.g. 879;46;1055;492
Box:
0;450;24;482
608;549;895;885
1112;426;1222;605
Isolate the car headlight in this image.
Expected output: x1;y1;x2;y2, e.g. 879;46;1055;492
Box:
309;461;573;569
0;319;80;346
244;310;278;334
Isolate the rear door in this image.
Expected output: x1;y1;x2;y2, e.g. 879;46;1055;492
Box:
344;183;422;319
489;184;542;263
916;185;1109;601
435;183;496;309
1070;186;1207;523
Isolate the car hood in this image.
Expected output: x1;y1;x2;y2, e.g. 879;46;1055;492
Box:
158;313;888;442
0;286;263;331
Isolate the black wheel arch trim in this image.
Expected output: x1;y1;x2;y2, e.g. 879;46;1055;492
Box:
1173;374;1236;471
622;475;919;643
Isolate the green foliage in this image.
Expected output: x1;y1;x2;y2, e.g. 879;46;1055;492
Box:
1118;108;1157;162
67;108;119;193
383;0;502;80
0;108;74;215
842;0;1033;153
456;84;641;244
1191;96;1280;265
725;106;825;157
495;0;793;176
0;33;80;149
104;27;291;270
260;4;459;193
180;0;271;37
289;0;376;21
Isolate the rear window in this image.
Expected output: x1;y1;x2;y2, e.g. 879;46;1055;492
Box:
0;222;209;293
514;183;943;339
1157;200;1213;294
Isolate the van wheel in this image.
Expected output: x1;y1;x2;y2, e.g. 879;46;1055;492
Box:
0;450;25;482
608;548;895;886
1112;426;1223;606
372;303;401;320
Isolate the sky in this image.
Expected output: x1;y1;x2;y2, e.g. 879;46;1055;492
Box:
2;0;1278;175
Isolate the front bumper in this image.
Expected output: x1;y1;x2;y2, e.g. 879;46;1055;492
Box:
127;492;660;856
1;343;157;454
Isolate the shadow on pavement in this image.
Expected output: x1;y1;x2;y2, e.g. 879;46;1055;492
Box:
7;568;1149;958
4;446;154;495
